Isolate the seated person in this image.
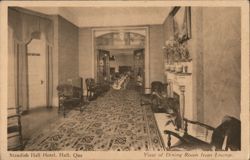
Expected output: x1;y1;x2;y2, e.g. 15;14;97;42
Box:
136;74;143;87
113;79;120;90
112;73;129;90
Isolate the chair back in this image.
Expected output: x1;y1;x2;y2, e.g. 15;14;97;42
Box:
57;84;73;97
151;81;164;93
70;77;83;89
211;116;241;151
85;78;95;90
57;77;83;97
7;106;23;150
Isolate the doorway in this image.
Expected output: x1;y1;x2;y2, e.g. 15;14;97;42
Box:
93;27;149;92
27;34;47;109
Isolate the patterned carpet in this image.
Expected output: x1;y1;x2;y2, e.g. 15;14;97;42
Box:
24;84;164;151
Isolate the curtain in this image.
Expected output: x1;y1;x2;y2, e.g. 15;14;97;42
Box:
8;27;16;109
46;45;53;107
40;17;53;45
8;29;29;111
8;25;28;111
17;43;29;111
8;9;22;42
22;13;39;43
9;8;54;111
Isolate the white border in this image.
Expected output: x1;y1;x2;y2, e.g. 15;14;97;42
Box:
1;1;249;160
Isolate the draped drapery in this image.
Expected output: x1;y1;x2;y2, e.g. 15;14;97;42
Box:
8;8;53;111
46;45;53;107
17;43;29;110
8;27;16;109
8;29;29;111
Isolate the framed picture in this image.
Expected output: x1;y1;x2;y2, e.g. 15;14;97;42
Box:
171;6;191;42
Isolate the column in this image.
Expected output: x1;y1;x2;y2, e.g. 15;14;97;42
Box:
179;85;185;129
168;80;174;98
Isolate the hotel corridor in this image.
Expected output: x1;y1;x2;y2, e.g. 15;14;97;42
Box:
24;81;164;151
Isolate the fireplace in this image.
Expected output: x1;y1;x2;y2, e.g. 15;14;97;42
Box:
173;92;179;101
173;92;182;129
165;71;194;132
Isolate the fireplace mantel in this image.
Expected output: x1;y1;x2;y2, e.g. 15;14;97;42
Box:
166;71;192;92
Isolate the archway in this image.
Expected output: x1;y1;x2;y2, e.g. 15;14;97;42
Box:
92;27;150;93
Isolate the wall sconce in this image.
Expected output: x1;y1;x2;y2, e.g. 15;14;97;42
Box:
109;55;115;61
119;32;125;40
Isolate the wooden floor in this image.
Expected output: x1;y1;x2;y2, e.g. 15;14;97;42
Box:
22;107;60;145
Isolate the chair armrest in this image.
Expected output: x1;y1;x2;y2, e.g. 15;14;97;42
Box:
151;92;163;99
140;88;151;93
8;115;20;119
164;130;187;148
164;130;187;142
184;118;215;131
8;107;20;110
8;106;22;113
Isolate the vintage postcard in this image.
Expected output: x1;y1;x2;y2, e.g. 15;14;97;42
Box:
0;0;249;160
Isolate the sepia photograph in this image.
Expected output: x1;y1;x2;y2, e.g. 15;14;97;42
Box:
1;1;249;160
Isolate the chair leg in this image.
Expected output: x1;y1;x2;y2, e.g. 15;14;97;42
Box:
63;104;66;117
140;98;143;106
167;133;171;149
80;97;84;112
184;120;188;134
19;120;24;150
58;99;60;113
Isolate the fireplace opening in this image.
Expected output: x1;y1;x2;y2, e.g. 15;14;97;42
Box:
165;92;182;130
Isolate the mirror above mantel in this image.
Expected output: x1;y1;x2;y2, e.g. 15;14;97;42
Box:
95;30;145;50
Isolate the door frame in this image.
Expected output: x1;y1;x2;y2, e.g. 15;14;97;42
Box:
26;35;49;109
92;27;150;93
134;48;145;87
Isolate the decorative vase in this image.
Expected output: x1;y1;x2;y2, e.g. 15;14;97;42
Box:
183;65;188;73
176;62;183;73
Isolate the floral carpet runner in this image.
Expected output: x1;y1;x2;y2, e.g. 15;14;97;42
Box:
25;86;164;151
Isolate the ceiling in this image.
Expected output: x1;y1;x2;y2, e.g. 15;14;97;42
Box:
25;7;171;27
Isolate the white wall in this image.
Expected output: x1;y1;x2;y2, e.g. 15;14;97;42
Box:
110;54;134;72
79;28;93;92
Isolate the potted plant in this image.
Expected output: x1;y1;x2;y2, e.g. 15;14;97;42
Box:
164;37;190;73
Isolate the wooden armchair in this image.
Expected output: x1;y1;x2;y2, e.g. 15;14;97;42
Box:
140;81;168;111
57;77;84;117
8;106;24;150
100;80;110;93
150;81;165;108
164;116;241;151
85;78;109;101
85;78;100;101
139;87;152;106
